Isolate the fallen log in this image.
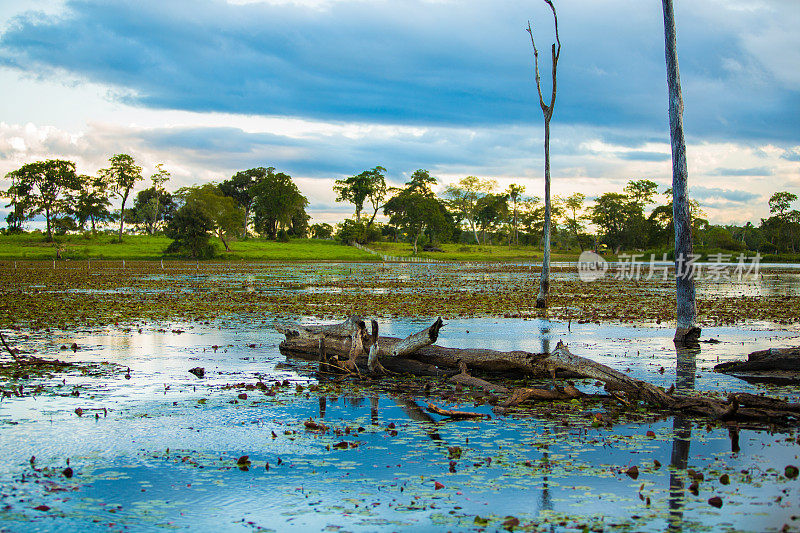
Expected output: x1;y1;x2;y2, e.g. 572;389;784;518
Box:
714;347;800;384
278;317;558;376
449;361;509;394
392;317;443;357
534;343;800;424
543;341;675;407
426;403;488;420
279;317;800;426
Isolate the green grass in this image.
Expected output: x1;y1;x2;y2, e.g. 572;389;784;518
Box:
0;233;376;261
1;232;796;263
367;241;584;262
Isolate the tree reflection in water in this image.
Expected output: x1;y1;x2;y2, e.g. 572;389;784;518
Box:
668;343;698;532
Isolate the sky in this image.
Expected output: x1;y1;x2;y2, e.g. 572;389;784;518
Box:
0;0;798;226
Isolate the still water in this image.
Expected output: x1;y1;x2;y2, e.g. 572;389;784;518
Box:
1;318;799;532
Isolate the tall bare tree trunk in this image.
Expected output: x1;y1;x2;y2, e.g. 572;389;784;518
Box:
662;0;699;343
528;0;560;310
118;192;129;243
537;120;552;308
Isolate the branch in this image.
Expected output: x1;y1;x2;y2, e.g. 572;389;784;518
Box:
544;0;561;58
528;0;560;119
0;332;19;359
526;21;548;113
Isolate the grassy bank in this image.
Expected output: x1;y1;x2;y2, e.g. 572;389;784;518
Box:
367;241;581;262
0;233;375;261
0;232;792;263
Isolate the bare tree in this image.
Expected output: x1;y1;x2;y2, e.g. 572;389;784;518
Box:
662;0;699;343
527;0;560;309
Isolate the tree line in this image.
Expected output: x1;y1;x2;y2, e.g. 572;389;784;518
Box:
2;155;309;257
3;155;798;258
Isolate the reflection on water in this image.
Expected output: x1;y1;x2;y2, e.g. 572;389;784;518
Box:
0;319;798;531
668;344;699;532
58;262;800;301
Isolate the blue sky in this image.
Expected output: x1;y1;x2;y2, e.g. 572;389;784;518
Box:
1;0;799;225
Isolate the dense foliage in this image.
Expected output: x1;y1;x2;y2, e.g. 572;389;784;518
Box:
3;157;799;257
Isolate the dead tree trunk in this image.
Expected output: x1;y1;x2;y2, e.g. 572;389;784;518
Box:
278;317;800;425
277;316;554;376
528;0;560;309
662;0;699;344
391;317;443;357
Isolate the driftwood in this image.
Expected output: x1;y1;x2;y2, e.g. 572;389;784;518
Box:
278;317;800;426
426;403;488;420
715;347;800;384
392;317;443;357
278;317;562;377
501;381;585;407
450;361;509;394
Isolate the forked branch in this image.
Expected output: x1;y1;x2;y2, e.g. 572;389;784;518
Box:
526;0;561;119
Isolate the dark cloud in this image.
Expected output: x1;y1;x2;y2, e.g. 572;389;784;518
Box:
0;0;798;144
691;186;761;204
134;124;544;180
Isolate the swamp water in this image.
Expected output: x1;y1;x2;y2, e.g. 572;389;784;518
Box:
1;318;799;532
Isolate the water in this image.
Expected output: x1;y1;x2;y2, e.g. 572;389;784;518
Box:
1;318;799;532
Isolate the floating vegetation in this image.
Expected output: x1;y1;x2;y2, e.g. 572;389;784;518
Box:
1;261;798;328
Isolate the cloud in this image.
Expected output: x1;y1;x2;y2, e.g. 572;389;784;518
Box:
617;151;671;162
1;119;796;226
781;148;800;161
691;186;761;204
709;166;773;176
0;0;798;144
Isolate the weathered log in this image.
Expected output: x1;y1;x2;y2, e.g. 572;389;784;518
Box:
392;317;443;357
280;319;800;425
542;341;676;407
367;321;388;375
537;343;800;424
714;347;800;384
501;387;571;407
278;317;555;376
426;403;488;420
449;361;509;394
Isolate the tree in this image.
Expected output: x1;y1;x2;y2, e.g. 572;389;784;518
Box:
443;176;496;244
127;187;176;235
311;222;334;239
527;0;561;309
3;169;35;233
589;192;640;252
177;184;243;251
560;192;586;249
165;204;216;259
769;191;797;219
5;160;80;241
384;172;451;254
518;196;544;244
334;166;388;223
624;179;658;207
99;154;142;242
219;168;263;239
662;0;698;343
475;193;509;245
506;184;526;245
251;168;309;240
75;175;114;233
147;164;170;234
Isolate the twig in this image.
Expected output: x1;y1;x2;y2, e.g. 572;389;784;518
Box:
0;332;19;359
